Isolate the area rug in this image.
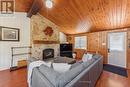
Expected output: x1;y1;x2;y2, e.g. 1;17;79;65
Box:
103;64;128;77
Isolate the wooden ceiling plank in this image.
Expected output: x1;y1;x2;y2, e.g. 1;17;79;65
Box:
118;0;122;28
113;0;116;28
98;0;106;29
121;0;127;27
27;0;43;18
85;0;97;27
14;0;130;34
99;0;109;29
15;0;33;12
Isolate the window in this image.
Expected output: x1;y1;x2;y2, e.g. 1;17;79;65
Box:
109;33;125;51
75;36;87;49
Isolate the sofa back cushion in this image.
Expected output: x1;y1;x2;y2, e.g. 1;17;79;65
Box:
57;64;84;87
82;54;88;62
70;60;83;69
52;63;71;73
93;54;102;59
39;64;60;87
82;58;96;69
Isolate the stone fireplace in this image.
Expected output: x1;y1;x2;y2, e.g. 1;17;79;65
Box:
31;44;59;60
30;14;60;60
43;48;54;60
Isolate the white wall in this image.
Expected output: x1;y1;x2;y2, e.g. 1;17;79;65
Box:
0;12;30;71
60;32;67;43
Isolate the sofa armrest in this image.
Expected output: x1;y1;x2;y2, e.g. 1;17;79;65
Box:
28;57;40;63
31;68;54;87
27;57;41;67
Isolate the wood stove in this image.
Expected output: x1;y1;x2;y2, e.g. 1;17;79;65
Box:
43;48;54;60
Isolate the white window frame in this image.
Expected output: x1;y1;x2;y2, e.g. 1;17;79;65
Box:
74;36;87;49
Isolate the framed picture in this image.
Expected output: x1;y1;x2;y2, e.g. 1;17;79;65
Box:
0;26;20;41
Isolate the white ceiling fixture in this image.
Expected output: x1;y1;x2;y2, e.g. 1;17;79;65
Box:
45;0;53;8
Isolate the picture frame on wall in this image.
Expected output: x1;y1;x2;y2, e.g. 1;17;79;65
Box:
0;26;20;41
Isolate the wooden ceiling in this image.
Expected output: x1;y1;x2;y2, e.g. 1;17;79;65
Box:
15;0;130;34
15;0;33;12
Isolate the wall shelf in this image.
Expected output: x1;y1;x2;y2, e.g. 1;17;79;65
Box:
33;40;60;44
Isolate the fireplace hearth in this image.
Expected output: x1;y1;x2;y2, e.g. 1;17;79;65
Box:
43;48;54;60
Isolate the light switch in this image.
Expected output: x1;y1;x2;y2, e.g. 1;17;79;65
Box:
102;43;106;46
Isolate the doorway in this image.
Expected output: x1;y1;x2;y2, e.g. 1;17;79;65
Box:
108;32;126;68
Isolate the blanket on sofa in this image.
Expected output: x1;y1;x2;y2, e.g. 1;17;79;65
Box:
28;61;51;87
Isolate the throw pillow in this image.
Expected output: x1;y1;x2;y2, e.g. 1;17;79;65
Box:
39;64;60;86
42;61;52;68
87;53;93;60
52;63;71;73
82;53;88;62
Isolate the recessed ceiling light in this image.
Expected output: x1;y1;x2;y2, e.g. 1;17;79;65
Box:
45;0;53;8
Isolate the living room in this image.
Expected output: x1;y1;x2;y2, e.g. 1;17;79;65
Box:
0;0;130;87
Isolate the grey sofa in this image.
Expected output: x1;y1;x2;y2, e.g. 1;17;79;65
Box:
29;54;103;87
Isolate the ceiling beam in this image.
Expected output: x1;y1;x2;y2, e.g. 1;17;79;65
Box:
27;0;43;18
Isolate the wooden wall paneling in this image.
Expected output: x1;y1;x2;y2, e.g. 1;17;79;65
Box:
87;32;107;64
87;32;99;51
98;31;108;64
67;29;130;67
127;30;130;69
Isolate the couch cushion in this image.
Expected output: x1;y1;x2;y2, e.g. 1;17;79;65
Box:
39;64;60;86
52;63;71;73
87;53;93;60
70;61;83;69
82;53;93;62
82;54;89;62
57;64;84;87
82;58;96;68
53;57;76;64
93;54;102;59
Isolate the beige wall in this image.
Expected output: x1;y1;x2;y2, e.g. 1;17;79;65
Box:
0;12;30;70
